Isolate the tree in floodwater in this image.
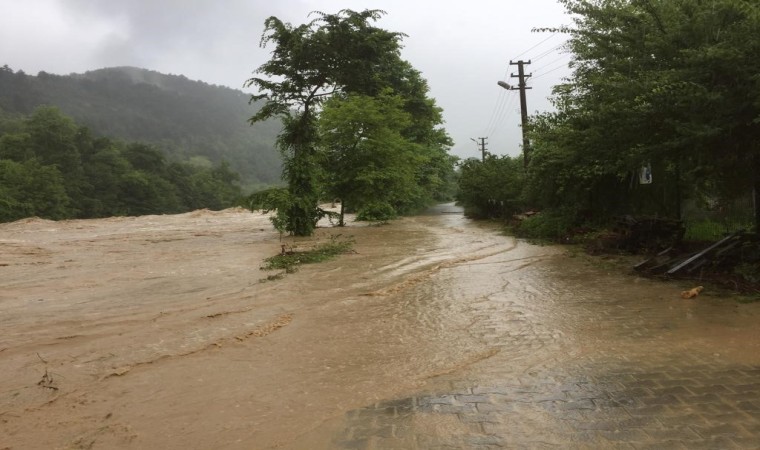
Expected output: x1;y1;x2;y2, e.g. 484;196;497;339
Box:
246;9;405;236
319;90;421;225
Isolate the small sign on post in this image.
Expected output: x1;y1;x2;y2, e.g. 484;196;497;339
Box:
639;164;653;184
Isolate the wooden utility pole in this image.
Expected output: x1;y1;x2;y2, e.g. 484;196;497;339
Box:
509;60;532;168
471;137;488;162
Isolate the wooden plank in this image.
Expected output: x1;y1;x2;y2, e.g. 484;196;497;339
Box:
666;230;744;276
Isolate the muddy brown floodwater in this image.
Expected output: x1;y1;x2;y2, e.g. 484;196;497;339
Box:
1;204;760;449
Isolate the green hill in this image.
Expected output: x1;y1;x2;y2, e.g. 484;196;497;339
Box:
0;65;282;189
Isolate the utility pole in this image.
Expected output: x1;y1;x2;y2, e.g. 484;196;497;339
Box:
470;137;488;162
510;60;532;168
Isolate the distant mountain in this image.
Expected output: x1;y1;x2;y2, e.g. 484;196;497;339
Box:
0;65;282;189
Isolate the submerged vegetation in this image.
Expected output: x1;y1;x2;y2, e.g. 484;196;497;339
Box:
260;235;355;276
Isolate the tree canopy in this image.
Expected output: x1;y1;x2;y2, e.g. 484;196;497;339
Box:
0;106;242;222
458;0;760;233
247;9;456;235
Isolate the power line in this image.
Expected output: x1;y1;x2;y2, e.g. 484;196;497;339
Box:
532;53;572;74
482;89;513;137
531;42;567;62
483;93;517;139
480;64;513;136
480;88;509;138
512;33;558;60
482;90;507;136
531;63;569;81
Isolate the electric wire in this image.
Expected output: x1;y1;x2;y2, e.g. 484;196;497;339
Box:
480;65;512;137
531;63;569;81
512;32;558;60
530;42;567;62
488;94;518;139
483;92;518;139
480;88;509;138
532;53;571;74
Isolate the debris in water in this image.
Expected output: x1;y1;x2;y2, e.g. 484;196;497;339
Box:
680;286;704;299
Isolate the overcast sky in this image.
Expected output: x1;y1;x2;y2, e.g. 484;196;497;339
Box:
0;0;573;160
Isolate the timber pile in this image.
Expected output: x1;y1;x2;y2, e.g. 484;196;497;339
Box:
634;230;758;277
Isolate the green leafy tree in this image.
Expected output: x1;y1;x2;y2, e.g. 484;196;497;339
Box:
246;9;404;235
372;58;458;208
457;155;525;219
0;159;70;221
187;161;242;211
80;142;132;217
0;106;243;222
23;107;87;210
526;0;760;228
319;91;421;224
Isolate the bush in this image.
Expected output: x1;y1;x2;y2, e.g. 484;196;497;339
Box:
261;235;354;272
356;202;397;222
515;210;577;241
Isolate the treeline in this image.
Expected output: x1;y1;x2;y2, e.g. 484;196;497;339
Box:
0;106;241;222
459;0;760;237
0;65;282;189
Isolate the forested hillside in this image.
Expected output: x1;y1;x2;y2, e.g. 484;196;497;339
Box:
0;106;243;222
0;65;282;189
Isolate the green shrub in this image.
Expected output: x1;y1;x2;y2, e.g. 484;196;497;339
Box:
515;210;576;241
356;202;397;222
684;219;751;242
261;235;354;272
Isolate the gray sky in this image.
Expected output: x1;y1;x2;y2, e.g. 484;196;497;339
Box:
0;0;572;160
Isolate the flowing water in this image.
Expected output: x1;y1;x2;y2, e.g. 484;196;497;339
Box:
1;204;759;449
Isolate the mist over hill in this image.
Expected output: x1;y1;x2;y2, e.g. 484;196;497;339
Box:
0;65;282;189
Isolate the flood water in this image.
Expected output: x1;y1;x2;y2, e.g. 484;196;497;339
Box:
1;204;759;449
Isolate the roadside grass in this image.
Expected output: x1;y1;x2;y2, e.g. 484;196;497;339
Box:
684;219;752;242
259;235;354;282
